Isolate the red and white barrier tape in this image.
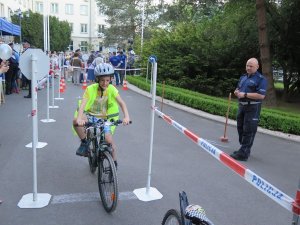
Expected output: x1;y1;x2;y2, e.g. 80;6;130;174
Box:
114;68;143;71
154;107;299;215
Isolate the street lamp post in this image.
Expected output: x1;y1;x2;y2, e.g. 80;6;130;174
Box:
17;9;22;51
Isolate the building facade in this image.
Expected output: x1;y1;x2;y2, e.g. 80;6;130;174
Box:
0;0;107;52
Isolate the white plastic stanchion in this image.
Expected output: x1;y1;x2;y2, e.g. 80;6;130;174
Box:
146;62;149;83
0;77;4;105
55;53;64;100
41;74;55;123
124;60;127;81
19;49;48;149
18;53;51;208
49;69;58;108
133;56;163;202
40;3;55;121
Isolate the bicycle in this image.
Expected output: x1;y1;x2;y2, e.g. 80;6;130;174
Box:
83;115;130;213
161;191;214;225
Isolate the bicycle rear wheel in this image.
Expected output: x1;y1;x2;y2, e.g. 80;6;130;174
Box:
162;209;182;225
87;133;97;174
98;151;118;213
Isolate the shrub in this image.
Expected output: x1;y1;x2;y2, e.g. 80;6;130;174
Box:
128;76;300;135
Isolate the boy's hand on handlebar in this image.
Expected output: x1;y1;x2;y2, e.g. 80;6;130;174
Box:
122;117;130;125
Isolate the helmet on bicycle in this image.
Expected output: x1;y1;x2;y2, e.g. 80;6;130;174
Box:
185;204;212;225
94;63;114;77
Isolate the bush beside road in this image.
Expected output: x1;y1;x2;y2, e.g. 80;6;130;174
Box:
127;76;300;136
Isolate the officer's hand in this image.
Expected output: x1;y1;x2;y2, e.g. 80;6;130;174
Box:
238;92;245;99
234;89;239;97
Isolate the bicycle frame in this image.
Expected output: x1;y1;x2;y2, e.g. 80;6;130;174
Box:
86;118;115;156
85;116;122;213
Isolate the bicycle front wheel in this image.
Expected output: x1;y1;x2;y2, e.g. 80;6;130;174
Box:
98;151;118;213
162;209;182;225
87;137;97;174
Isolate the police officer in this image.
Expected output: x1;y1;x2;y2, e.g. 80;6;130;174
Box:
230;58;267;161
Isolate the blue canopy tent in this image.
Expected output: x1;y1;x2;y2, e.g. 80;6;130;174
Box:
0;18;21;36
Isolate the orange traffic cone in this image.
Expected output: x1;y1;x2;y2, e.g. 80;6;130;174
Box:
82;80;87;90
62;77;66;91
59;80;64;93
122;80;128;91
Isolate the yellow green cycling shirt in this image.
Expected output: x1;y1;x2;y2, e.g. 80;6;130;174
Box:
82;83;119;119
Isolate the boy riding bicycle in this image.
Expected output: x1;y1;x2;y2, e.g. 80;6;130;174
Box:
73;63;130;168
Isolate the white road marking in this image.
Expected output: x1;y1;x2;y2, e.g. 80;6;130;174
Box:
51;191;137;204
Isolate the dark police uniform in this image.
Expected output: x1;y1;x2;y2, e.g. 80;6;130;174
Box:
235;71;267;159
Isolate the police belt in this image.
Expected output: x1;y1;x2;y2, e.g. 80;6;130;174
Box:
239;101;261;105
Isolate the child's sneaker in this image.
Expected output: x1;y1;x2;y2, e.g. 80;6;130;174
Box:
76;142;89;157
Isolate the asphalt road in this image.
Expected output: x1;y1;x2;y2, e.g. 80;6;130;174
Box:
0;80;299;225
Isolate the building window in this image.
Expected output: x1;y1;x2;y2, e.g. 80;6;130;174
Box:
50;3;59;14
69;23;73;33
35;2;43;13
98;24;105;34
0;4;4;18
80;41;88;52
80;5;88;16
68;40;73;51
80;24;87;33
65;4;73;15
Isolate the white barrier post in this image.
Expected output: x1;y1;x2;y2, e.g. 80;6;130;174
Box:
18;52;51;208
40;74;55;123
0;77;4;105
146;61;149;83
49;64;59;108
133;55;163;202
19;50;48;149
125;60;127;81
150;63;154;95
55;53;64;100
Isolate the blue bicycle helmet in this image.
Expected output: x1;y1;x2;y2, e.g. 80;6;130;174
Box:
94;63;114;77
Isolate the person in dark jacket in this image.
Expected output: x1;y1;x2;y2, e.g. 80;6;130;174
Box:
230;58;267;161
22;39;32;98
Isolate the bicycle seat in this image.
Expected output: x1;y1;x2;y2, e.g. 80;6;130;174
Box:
185;204;212;225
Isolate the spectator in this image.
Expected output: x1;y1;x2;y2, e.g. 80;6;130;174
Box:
0;60;9;106
118;51;127;85
7;42;20;94
70;52;83;85
87;51;96;82
127;50;135;75
22;39;32;98
109;52;121;86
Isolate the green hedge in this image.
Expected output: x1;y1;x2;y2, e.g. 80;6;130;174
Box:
127;76;300;135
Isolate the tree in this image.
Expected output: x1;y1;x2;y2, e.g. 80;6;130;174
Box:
159;0;224;25
96;0;154;49
11;11;71;51
256;0;277;106
267;0;300;101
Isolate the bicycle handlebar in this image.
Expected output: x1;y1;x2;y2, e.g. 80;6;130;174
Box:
85;119;132;128
74;118;132;128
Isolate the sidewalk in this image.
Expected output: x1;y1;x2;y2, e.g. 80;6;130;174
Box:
127;82;300;143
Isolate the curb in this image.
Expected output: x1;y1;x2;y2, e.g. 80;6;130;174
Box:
127;83;300;143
